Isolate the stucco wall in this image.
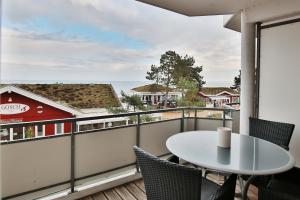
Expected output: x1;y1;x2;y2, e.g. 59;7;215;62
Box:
259;20;300;166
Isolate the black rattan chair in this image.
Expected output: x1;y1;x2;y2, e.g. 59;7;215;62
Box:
208;173;237;200
242;117;295;188
167;155;179;164
133;146;237;200
249;117;295;150
258;167;300;200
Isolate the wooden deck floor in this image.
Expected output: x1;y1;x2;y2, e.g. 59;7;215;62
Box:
80;174;258;200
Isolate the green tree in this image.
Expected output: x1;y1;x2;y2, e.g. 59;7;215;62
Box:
121;90;143;112
177;77;198;98
146;65;161;85
172;55;205;88
107;107;128;114
106;94;154;123
159;51;180;106
176;77;205;107
232;70;241;91
146;51;205;107
191;65;206;88
172;55;193;84
141;115;155;123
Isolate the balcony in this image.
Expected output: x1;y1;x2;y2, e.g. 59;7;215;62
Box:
1;0;299;199
0;107;240;199
80;174;258;200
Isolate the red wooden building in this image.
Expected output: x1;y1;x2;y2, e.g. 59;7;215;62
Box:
0;85;81;141
0;84;122;142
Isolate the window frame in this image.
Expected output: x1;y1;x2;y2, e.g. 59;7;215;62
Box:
55;123;64;135
35;124;45;137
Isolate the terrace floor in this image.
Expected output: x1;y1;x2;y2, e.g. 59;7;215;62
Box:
80;174;258;200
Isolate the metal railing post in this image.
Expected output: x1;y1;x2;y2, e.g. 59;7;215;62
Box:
181;109;185;132
136;114;141;172
223;110;226;127
70;119;76;193
194;108;197;131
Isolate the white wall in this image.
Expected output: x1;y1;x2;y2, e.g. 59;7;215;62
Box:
224;0;300;32
259;20;300;166
244;0;300;24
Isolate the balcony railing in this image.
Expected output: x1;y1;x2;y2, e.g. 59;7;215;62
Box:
0;107;239;200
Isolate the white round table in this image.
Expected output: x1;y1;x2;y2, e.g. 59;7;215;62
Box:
166;131;295;200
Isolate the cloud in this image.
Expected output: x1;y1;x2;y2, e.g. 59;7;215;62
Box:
1;0;241;86
1;28;149;80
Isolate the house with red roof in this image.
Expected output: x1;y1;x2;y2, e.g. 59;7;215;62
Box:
198;87;240;107
0;84;122;141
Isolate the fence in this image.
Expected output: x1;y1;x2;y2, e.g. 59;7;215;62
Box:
0;107;239;199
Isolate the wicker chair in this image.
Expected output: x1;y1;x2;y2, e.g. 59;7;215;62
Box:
242;117;296;188
249;117;295;150
133;146;237;200
167;155;179;163
258;167;300;200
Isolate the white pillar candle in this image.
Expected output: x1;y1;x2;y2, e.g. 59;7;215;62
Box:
217;127;232;148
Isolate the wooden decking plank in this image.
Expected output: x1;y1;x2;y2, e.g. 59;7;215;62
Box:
134;179;145;193
103;189;122;200
209;173;225;184
124;183;147;200
79;173;258;200
114;185;137;200
80;196;94;200
92;192;108;200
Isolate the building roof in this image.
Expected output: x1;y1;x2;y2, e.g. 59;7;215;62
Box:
131;84;177;93
199;87;240;96
0;84;121;109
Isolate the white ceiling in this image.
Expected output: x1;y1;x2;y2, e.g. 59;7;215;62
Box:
136;0;273;16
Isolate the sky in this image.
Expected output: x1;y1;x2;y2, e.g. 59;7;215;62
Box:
0;0;241;86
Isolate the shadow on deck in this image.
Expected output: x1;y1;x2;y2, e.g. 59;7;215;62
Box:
80;174;258;200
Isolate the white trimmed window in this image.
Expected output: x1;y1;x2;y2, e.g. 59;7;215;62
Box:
35;124;45;137
0;128;10;141
11;127;24;140
55;123;64;135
